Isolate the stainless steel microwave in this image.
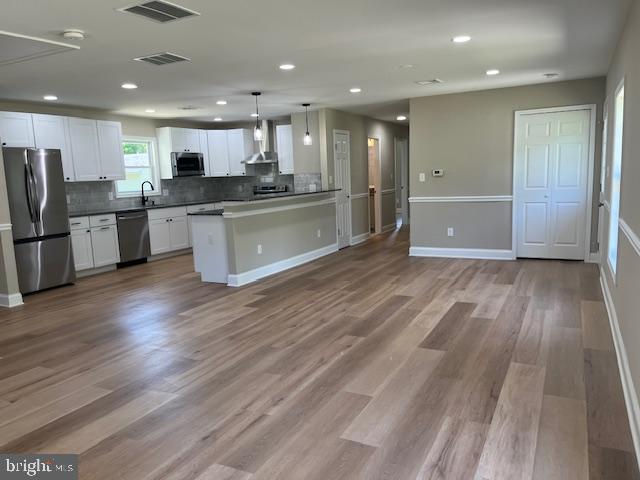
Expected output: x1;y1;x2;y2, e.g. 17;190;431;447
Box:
171;152;205;177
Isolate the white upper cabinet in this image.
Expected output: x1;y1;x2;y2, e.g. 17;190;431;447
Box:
276;124;294;175
170;127;201;153
96;120;125;180
157;127;204;179
68;117;102;181
32;114;75;181
227;128;254;176
199;130;210;176
207;130;231;176
0;111;35;148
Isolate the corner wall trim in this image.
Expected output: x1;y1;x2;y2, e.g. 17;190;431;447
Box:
0;293;24;308
0;223;12;232
382;223;397;233
409;246;515;260
600;270;640;469
350;232;370;246
227;243;338;287
620;218;640;257
409;195;513;203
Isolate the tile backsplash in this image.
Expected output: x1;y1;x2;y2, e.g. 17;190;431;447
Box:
65;170;302;215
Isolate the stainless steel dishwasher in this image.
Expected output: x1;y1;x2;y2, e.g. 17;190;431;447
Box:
117;210;151;264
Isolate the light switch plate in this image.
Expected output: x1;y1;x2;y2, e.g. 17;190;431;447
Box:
419;173;426;182
447;227;455;237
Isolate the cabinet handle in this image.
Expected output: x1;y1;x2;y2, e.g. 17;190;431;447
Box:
99;226;110;230
86;230;90;233
99;219;109;222
71;222;82;226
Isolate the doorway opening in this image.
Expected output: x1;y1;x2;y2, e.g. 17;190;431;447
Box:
368;137;381;234
395;138;409;227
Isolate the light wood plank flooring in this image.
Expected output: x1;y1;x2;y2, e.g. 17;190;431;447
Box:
0;228;638;479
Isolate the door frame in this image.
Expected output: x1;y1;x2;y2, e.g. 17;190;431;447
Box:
394;137;410;226
511;104;597;261
368;136;382;234
333;129;352;247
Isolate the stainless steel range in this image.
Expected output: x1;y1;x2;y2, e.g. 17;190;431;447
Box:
253;185;288;195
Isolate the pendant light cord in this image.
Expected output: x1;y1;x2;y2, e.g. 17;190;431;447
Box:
255;95;260;129
305;104;310;134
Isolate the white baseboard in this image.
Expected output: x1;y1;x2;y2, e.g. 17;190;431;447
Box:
227;243;338;287
382;223;397;233
587;252;602;264
350;232;370;246
409;246;515;260
0;292;23;308
600;270;640;469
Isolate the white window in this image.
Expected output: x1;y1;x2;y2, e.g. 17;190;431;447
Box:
116;137;161;198
607;82;625;277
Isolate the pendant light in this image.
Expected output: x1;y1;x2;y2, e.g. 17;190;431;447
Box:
302;103;312;146
252;92;263;141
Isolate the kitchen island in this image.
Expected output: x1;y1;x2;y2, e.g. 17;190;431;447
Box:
189;190;339;286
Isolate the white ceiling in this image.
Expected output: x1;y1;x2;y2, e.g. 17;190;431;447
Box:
0;0;631;124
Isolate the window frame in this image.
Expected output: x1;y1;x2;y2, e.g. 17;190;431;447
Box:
607;79;625;281
116;136;162;199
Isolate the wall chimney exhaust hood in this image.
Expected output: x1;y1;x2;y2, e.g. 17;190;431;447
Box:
243;119;279;164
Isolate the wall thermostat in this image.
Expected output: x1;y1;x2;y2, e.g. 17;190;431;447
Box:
432;169;444;177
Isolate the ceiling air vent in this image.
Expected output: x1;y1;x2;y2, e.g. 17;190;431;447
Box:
415;79;443;86
134;52;190;65
118;1;200;23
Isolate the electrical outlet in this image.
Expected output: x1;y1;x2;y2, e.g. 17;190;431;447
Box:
257;244;262;255
317;229;321;238
419;173;426;182
447;227;455;237
66;194;71;204
108;191;114;201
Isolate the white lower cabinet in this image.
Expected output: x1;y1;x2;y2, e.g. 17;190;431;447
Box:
71;228;94;271
70;216;120;271
148;207;189;255
90;225;121;267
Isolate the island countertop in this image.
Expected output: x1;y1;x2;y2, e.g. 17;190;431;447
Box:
187;209;224;216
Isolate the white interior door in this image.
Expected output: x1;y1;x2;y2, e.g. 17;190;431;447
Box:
334;130;351;249
515;109;591;260
395;138;409;226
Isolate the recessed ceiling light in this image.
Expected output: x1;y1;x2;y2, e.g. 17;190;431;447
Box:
486;69;500;76
145;109;156;113
396;115;407;121
415;79;443;86
214;117;223;122
279;64;295;70
216;100;227;105
43;95;58;101
350;87;362;93
400;64;414;69
452;35;471;43
121;82;138;89
251;113;259;118
543;72;559;79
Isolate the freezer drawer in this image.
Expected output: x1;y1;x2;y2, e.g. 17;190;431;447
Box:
14;235;76;294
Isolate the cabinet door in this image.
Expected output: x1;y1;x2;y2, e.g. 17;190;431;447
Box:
207;130;230;176
68;118;102;181
169;216;189;250
0;111;34;147
71;229;94;271
227;129;247;176
276;124;294;174
199;130;210;176
32;114;75;181
170;128;188;152
149;218;171;255
97;121;125;180
90;225;120;267
185;129;201;153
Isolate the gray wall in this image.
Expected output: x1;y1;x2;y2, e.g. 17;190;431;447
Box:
224;193;337;274
409;78;606;250
601;0;640;434
320;108;409;236
291;110;321;174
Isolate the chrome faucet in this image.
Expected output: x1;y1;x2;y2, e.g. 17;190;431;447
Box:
141;181;154;206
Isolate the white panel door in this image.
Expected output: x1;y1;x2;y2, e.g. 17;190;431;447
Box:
90;225;121;267
0;111;34;147
71;229;94;271
32;114;75;181
334;131;351;249
68;118;102;181
515;109;591;259
96;120;125;180
207;130;231;176
149;218;171;255
276;124;294;174
169;216;189;250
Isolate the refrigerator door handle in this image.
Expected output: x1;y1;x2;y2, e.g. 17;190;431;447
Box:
24;164;38;225
27;161;42;226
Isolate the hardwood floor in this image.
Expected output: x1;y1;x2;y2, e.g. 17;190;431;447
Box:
0;228;638;479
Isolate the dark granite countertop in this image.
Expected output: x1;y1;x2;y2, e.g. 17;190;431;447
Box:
223;189;340;202
187;209;224;216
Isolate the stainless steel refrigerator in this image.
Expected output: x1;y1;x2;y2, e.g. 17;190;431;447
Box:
3;147;75;294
